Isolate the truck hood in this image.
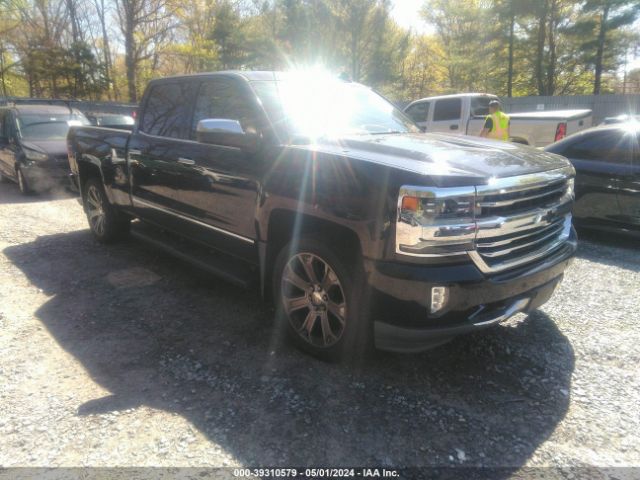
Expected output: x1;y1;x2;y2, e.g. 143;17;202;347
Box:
301;133;570;182
21;139;68;157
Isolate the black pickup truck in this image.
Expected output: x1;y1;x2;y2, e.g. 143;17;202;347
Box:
67;71;577;360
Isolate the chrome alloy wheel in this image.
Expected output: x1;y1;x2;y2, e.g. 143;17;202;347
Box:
281;252;347;348
86;184;106;236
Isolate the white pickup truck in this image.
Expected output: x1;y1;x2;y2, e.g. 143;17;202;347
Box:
404;93;593;147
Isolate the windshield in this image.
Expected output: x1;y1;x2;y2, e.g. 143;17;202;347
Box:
251;79;418;140
17;113;89;141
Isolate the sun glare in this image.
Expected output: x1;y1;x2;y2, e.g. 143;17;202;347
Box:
277;67;359;142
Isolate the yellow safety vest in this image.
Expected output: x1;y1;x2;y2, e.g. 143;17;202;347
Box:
486;111;510;141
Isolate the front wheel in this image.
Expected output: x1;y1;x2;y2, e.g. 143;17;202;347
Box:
272;237;371;362
83;178;130;243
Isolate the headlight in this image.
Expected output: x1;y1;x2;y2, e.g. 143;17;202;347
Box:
396;186;477;256
24;149;48;161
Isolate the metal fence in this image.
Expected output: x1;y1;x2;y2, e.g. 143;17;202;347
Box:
501;94;640;125
0;97;136;116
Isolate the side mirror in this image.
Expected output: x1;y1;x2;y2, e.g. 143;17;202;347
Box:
196;119;259;151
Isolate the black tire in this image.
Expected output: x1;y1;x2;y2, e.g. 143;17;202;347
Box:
16;167;32;195
272;236;372;362
83;177;130;243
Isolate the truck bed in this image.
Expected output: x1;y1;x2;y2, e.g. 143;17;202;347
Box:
67;126;131;197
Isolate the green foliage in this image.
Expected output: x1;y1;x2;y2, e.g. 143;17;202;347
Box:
0;0;637;101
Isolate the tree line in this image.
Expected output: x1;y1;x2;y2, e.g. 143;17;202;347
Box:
0;0;639;104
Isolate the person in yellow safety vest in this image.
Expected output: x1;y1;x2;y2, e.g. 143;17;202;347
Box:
480;100;510;141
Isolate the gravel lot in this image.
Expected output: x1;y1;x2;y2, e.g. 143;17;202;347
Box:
0;181;639;474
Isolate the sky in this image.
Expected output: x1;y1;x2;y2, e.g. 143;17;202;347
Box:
390;1;430;34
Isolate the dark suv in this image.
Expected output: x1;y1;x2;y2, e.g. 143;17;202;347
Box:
0;104;89;193
67;71;577;360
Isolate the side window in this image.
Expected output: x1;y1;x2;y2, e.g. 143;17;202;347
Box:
562;131;632;164
192;79;260;139
141;82;194;139
405;102;429;123
433;98;461;122
0;111;13;140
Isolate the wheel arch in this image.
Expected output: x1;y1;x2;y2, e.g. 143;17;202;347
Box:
77;156;110;202
260;208;363;300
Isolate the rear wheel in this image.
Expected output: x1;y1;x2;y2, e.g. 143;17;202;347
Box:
272;236;371;362
83;178;130;243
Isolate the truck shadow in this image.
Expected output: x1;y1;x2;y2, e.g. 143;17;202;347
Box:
4;231;575;473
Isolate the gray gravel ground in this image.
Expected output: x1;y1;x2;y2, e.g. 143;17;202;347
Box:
0;182;639;475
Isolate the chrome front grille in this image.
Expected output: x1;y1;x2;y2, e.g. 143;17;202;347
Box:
395;165;575;274
469;167;574;273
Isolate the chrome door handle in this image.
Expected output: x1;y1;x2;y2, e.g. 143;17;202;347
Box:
178;157;196;165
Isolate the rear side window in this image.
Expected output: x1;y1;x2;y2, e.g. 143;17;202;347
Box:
405;102;429;123
192;78;260;139
141;82;194;139
561;130;633;164
471;97;494;117
433;98;461;121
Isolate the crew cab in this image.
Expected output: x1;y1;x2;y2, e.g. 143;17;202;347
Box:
404;93;593;148
0;104;89;193
67;71;577;360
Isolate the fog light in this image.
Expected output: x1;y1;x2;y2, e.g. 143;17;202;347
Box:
430;286;449;314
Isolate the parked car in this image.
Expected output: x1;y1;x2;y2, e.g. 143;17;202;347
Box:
600;114;640;125
404;93;593;147
85;113;135;130
0;104;89;193
545;122;640;237
68;71;577;360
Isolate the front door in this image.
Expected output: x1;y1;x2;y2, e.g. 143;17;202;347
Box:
404;101;430;131
169;77;265;260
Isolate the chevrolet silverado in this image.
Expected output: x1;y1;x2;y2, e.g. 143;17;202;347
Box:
67;71;577;360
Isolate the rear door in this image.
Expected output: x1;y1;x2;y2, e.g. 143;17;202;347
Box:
616;131;640;226
557;130;630;226
404;101;430;130
429;98;462;134
128;80;198;225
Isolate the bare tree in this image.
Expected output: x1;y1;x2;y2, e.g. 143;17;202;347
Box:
115;0;177;102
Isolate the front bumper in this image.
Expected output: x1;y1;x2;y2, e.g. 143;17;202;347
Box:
367;228;577;353
21;161;71;192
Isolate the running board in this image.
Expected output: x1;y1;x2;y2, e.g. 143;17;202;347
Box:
130;221;256;289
